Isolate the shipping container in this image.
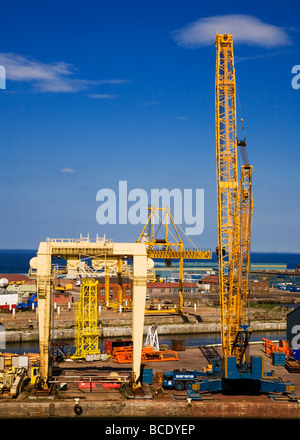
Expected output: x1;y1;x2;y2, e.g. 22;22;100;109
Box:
78;381;95;390
102;383;120;389
171;339;186;351
104;339;133;355
272;352;286;366
142;367;153;384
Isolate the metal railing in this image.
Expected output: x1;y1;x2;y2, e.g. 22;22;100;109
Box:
46;234;113;244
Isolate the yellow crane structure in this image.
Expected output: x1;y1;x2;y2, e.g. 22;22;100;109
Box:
196;34;293;396
30;237;149;390
137;206;212;313
72;278;100;360
215;34;253;364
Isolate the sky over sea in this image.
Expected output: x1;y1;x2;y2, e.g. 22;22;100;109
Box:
0;1;299;252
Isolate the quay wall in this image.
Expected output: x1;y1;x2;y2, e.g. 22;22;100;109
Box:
3;321;286;343
0;399;299;419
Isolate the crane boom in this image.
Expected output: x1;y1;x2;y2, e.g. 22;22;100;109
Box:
215;34;253;363
229;164;253;362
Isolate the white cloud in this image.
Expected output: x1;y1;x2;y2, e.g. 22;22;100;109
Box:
171;14;292;48
0;52;129;93
88;93;119;99
61;168;75;173
97;80;129;85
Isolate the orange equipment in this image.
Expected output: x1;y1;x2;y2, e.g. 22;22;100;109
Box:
112;346;179;364
262;338;291;357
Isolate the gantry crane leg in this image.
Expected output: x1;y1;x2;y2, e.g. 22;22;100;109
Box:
131;254;148;388
36;242;52;389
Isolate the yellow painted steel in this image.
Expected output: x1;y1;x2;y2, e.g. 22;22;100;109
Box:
137;206;212;313
229;165;253;358
72;278;100;359
215;34;253;363
147;250;212;259
31;366;39;385
117;257;123;305
105;266;110;305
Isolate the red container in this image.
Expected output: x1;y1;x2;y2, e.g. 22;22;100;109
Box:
104;339;133;355
102;383;120;389
78;382;95;390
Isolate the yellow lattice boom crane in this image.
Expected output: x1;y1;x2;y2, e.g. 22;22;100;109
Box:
137;206;212;314
215;33;253;365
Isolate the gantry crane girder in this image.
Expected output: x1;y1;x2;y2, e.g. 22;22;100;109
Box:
215;34;253;363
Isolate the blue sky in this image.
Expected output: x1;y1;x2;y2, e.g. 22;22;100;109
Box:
0;0;299;252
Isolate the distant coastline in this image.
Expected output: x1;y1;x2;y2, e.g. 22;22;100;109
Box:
0;249;299;274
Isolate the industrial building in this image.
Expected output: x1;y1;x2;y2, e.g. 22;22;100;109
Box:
198;275;270;294
146;281;199;297
96;276;132;303
95;277;200;303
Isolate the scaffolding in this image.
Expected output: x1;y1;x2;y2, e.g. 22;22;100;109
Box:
72;278;100;359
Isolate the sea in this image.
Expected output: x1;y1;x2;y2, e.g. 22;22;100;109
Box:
4;330;286;356
0;249;299;274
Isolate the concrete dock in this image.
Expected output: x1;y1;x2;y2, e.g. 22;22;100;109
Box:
1;343;299;420
0;300;299;420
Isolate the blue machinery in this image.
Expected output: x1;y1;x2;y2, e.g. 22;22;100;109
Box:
162;356;295;396
198;356;295;394
16;292;37;311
